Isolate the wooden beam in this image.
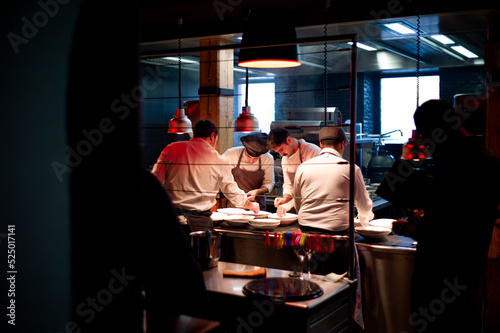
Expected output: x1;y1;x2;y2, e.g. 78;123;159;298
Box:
198;39;234;154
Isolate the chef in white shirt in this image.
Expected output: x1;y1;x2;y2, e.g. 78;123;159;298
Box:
294;126;374;234
222;133;274;211
152;120;259;232
266;127;320;216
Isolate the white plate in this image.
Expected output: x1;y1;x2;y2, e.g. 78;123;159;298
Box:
369;218;395;228
268;213;298;225
224;215;253;227
217;208;246;215
249;219;280;230
243;210;272;218
225;215;254;222
355;226;391;239
210;212;228;222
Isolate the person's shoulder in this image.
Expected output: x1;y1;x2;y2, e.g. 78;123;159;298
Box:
223;146;243;155
301;139;321;152
262;152;274;161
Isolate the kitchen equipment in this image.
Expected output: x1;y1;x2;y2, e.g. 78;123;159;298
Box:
366;130;400;183
270;108;341;144
190;231;222;270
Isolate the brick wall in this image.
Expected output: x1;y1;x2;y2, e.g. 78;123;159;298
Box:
439;66;486;105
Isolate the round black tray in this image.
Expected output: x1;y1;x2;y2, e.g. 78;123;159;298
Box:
242;277;323;301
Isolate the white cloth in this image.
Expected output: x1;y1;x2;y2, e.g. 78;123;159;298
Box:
221;146;275;194
294;148;374;232
281;139;321;198
151;138;247;212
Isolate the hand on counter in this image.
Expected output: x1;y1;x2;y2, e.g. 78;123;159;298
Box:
274;195;293;217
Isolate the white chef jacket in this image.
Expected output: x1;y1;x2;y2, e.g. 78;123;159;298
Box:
151;138;247;212
281;139;321;198
294;148;374;232
221;146;275;194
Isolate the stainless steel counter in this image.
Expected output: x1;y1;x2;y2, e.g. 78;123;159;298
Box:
203;261;352;332
214;222;417;333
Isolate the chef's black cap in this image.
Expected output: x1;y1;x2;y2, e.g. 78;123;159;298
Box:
241;133;269;157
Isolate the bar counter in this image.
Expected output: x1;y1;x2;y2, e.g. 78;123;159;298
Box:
203;261;352;333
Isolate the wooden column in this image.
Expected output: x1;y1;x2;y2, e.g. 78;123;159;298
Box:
198;39;234;154
485;9;500;333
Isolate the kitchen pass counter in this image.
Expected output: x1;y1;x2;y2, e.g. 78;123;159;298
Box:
203;261;352;333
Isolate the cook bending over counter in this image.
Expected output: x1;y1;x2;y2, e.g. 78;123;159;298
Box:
266;127;321;216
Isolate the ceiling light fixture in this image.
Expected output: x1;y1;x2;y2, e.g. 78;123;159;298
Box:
347;42;377;51
451;45;478;58
238;8;301;68
383;22;416;35
430;34;454;45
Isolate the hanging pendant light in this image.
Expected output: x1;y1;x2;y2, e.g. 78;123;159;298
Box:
169;108;193;134
168;18;193;134
401;130;431;160
400;15;431;161
234;68;259;132
238;8;301;68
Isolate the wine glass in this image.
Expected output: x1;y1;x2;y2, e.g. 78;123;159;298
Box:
292;243;306;279
304;236;315;280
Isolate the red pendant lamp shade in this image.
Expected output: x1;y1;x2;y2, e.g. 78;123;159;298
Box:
168;108;193;134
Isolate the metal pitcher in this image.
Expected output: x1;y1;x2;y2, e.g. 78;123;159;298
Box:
189;230;221;270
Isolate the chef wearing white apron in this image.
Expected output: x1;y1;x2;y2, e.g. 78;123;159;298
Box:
222;133;274;211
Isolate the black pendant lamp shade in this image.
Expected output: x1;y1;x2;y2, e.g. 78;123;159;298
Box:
238;8;301;68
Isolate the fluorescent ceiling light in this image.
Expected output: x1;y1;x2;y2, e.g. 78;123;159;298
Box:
451;45;478;58
383;23;416;35
430;34;454;45
348;42;377;51
161;56;199;64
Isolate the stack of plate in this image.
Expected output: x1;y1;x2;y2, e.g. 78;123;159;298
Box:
249;219;280;230
268;213;298;226
217;208;246;215
355;226;391;239
369;218;395;228
224;215;254;227
243;210;272;219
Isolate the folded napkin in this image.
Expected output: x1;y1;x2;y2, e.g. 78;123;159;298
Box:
223;268;266;278
323;272;347;282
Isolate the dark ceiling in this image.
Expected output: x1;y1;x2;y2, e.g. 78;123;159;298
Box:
141;11;488;74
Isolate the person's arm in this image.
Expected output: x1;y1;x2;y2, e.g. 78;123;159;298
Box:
293;166;303;213
151;148;167;184
261;153;275;194
218;158;259;213
354;166;374;227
